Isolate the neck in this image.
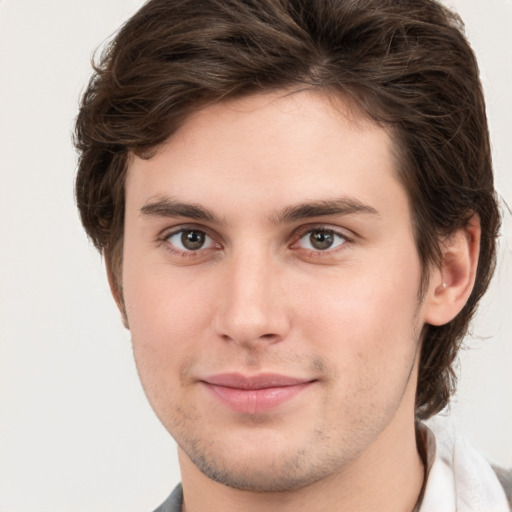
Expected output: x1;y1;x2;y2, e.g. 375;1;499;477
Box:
178;413;425;512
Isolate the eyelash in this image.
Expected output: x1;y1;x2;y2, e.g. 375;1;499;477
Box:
160;226;220;257
291;226;350;255
159;225;353;258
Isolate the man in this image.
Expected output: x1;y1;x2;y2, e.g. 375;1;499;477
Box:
74;0;510;510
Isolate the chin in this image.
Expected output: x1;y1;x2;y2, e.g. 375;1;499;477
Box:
193;455;333;492
179;432;349;493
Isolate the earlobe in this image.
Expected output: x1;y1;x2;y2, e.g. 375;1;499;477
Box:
105;259;130;329
424;214;481;326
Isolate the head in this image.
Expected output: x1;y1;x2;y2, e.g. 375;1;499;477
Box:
75;0;499;478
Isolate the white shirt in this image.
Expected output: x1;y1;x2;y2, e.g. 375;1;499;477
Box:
418;416;510;512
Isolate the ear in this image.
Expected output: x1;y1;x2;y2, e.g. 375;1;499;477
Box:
424;214;481;326
105;259;130;329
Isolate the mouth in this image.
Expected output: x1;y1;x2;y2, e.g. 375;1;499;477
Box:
200;373;316;414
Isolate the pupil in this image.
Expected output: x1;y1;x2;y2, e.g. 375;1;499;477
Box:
181;230;205;250
310;230;333;250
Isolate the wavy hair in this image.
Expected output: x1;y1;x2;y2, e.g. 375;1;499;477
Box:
75;0;500;419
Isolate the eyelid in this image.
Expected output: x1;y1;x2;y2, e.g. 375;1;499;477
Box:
290;224;354;252
159;223;220;241
291;223;354;240
156;222;354;259
159;224;223;254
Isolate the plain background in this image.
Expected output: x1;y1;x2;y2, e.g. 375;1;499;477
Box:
0;0;510;510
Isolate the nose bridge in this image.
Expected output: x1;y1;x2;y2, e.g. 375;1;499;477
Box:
214;244;289;345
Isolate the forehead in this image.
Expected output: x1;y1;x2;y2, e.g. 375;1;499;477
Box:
125;89;408;223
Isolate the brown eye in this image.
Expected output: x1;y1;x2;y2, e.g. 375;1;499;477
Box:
309;230;335;250
297;228;346;251
166;229;215;252
181;230;206;250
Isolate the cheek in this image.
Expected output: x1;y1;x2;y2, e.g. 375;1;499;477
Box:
122;265;214;392
295;258;423;378
293;268;422;434
124;254;213;333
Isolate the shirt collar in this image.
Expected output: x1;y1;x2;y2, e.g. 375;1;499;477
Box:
416;416;509;512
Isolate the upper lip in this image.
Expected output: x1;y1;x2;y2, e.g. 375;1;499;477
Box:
202;373;313;390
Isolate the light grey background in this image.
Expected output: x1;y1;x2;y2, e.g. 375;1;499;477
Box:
0;0;510;510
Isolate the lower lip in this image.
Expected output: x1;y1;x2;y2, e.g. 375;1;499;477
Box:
203;382;313;414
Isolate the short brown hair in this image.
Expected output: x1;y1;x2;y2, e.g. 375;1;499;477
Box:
75;0;500;419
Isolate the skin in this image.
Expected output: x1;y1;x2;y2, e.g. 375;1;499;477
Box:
117;90;479;512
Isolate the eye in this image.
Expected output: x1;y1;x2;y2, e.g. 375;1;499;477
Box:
165;228;217;252
296;228;347;251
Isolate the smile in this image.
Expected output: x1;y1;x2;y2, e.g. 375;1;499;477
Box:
201;373;315;414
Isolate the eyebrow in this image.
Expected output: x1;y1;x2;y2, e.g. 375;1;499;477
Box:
271;198;379;224
140;196;379;225
140;199;223;224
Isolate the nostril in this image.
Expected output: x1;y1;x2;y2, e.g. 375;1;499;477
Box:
218;331;283;345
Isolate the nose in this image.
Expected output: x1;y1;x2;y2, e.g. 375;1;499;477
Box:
213;249;291;348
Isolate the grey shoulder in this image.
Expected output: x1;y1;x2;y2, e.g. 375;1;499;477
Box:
152;483;183;512
493;466;512;509
150;469;512;512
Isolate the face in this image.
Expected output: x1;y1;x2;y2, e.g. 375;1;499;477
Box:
121;90;430;492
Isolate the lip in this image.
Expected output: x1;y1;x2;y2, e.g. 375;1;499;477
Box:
201;373;315;414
